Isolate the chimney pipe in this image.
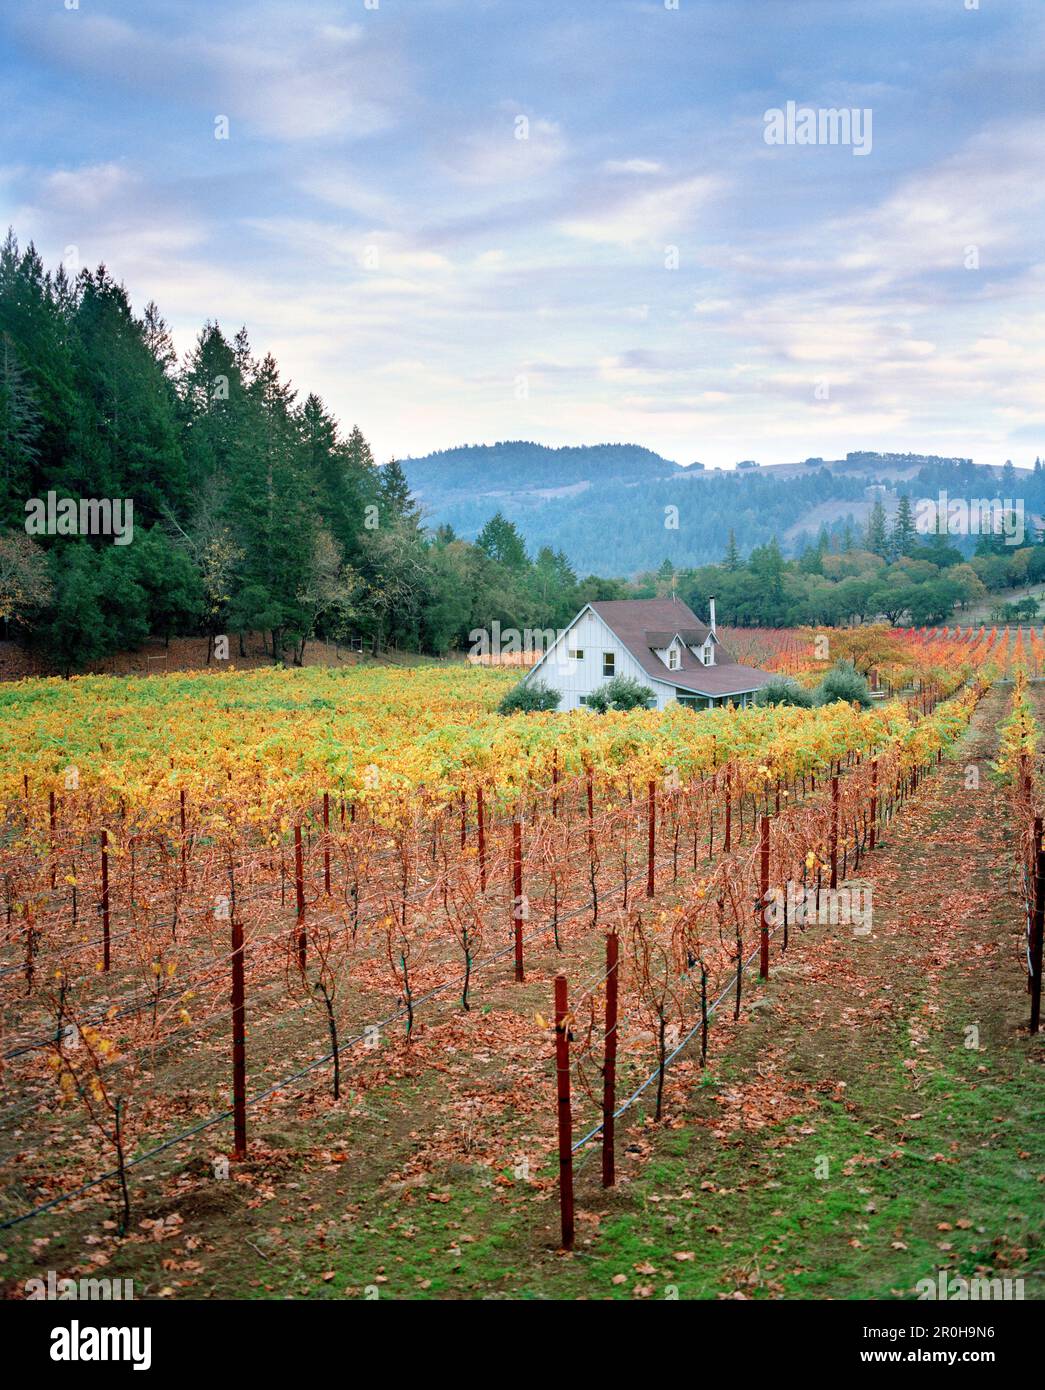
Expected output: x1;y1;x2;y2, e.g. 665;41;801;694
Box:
708;595;717;635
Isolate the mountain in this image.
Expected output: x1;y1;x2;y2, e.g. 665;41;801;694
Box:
401;444;1023;576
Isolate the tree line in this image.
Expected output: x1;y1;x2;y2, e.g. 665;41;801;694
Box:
0;231;1039;674
0;233;623;672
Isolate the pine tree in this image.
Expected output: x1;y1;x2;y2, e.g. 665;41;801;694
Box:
892;494;918;557
866;497;888;557
724;529;740;570
0;331;40;523
377;458;419;529
476;511;528;569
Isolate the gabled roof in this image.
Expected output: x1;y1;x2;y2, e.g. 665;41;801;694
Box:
643;627;712;649
587;599;773;697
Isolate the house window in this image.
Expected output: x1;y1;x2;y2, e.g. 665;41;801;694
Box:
602;652;615;677
570;649;584;661
667;645;680;671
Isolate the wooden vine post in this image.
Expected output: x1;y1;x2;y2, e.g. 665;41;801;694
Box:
294;823;306;972
646;779;656;898
179;788;188;886
512;811;525;982
830;775;840;890
476;785;487;892
869;758;878;852
759;813;770;980
322;793;331;895
554;974;574;1249
230;905;248;1159
602;930;619;1188
49;790;57;891
100;828;111;973
1031;829;1044;1036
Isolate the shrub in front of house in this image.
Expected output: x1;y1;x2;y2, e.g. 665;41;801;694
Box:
496;680;562;715
814;660;872;709
755;676;814;708
587;675;656;712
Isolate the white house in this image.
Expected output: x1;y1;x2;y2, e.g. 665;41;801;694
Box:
523;597;773;712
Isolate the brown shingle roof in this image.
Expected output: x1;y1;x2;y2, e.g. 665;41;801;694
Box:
588;599;772;698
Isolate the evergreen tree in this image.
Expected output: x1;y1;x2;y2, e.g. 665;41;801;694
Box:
377;457;419;530
723;529;740;570
36;546;109;676
866;497;889;557
0;331;40;523
476;511;529;569
892;495;918;557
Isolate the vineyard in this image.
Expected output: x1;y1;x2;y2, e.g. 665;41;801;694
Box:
0;630;1042;1300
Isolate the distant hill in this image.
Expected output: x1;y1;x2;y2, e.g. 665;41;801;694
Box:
401;444;1020;576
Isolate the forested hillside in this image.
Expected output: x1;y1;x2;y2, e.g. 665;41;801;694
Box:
0;234;602;670
2;232;1043;674
404;443;1045;575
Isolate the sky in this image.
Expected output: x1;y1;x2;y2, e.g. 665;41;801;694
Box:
1;0;1043;469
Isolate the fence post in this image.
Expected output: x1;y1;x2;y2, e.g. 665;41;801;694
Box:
602;932;618;1188
554;974;575;1249
512;813;525;982
1032;842;1044;1035
552;748;559;818
294;823;306;972
830;776;839;890
231;908;247;1159
100;828;111;973
646;780;656;898
476;786;487;892
724;767;732;852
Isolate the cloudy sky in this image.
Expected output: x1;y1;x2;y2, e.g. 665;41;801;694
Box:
1;0;1043;468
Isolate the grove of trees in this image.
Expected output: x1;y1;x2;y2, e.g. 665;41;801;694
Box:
1;230;1041;672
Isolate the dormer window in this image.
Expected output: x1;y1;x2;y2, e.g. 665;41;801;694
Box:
667;645;680;671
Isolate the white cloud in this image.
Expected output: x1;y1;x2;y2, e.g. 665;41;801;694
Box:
41;163;135;212
442;117;567;186
560;175;722;245
22;6;407;142
603;158;663;174
830;119;1045;281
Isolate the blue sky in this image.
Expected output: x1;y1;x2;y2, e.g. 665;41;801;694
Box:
2;0;1043;468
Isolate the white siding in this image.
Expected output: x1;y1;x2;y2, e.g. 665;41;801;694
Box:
525;609;678;710
523;606;754;712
